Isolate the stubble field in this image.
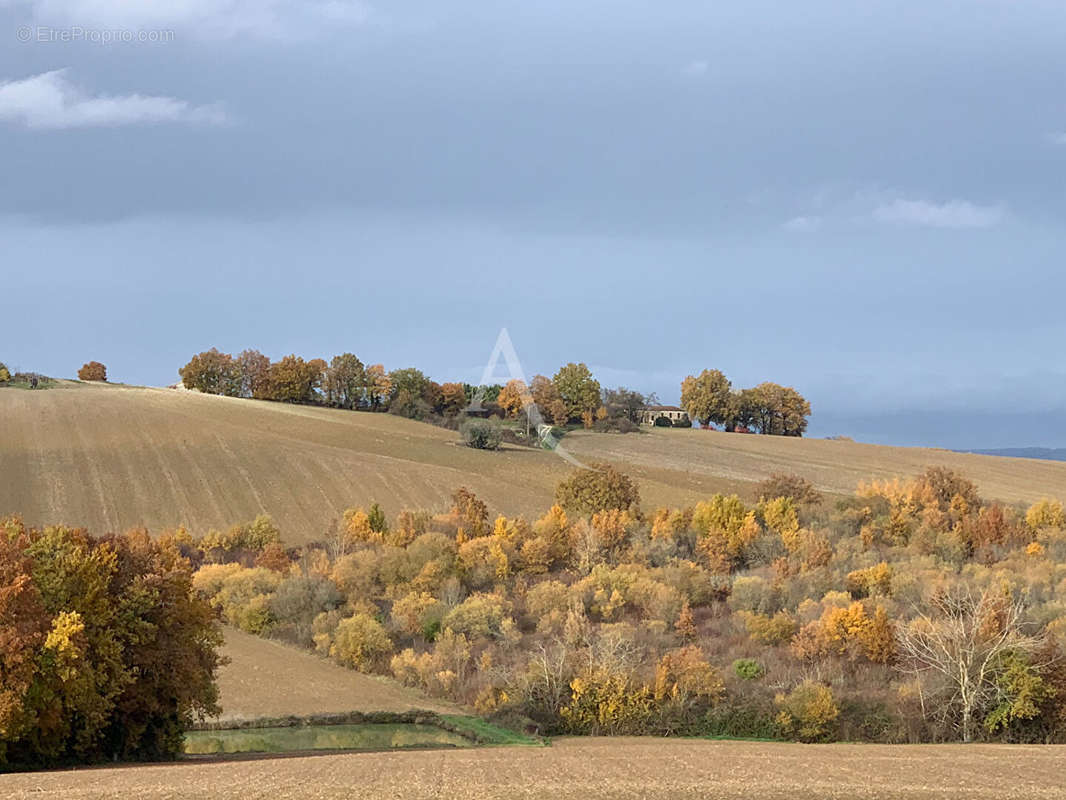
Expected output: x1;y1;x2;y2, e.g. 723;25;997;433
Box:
5;382;1066;543
6;738;1066;800
212;628;458;721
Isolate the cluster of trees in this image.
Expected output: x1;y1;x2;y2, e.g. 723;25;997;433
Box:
680;369;810;436
495;368;653;431
183;466;1066;744
179;348;475;420
179;351;655;437
0;519;222;768
77;362;107;382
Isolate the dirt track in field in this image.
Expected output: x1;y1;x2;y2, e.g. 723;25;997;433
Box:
213;628;458;720
5;382;1066;543
6;738;1066;799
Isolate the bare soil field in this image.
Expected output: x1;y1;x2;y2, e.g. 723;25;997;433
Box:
4;382;1066;542
6;738;1065;799
213;628;457;720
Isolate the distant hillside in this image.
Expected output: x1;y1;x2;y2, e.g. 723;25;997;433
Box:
5;383;1066;543
961;447;1066;462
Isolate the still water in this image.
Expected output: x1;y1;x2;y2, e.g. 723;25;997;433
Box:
185;723;472;755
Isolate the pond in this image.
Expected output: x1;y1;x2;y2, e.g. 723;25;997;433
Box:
184;723;473;755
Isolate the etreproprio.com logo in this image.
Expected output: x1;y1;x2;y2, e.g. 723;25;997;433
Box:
17;25;175;44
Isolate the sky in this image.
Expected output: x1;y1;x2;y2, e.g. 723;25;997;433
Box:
3;0;1066;449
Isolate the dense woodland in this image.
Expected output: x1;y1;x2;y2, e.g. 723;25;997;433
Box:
0;521;222;768
176;349;811;436
172;466;1065;744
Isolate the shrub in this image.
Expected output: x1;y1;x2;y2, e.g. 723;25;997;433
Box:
653;415;672;427
733;658;765;680
653;646;725;716
671;414;692;428
729;575;780;615
739;610;797;645
458;536;511;589
212;567;283;633
269;575;343;647
554;463;640;517
390;591;445;639
525;580;571;624
330;613;394;672
756;473;822;505
560;670;652;735
593;416;640;434
442;593;513;640
191;563;244;600
233;593;275;634
460;419;502;450
77;361;107;382
775;681;840;742
200;514;281;555
331;550;384;603
1027;499;1066;531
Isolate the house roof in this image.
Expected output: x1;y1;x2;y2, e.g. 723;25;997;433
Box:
645;405;682;412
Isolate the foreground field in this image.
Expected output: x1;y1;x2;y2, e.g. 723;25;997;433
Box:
5;382;1066;542
213;629;458;720
8;738;1066;799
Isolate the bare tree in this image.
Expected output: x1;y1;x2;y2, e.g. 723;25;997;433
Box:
323;518;349;562
896;585;1044;741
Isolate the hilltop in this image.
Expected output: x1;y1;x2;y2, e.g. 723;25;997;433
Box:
4;381;1066;542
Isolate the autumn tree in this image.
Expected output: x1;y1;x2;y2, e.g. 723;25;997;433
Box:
552;363;602;423
0;527;49;748
179;349;238;395
264;355;323;403
324;353;365;408
440;382;468;416
389;368;432;406
77;361;108;382
741;382;811;436
0;362;10;383
452;487;489;540
680;369;733;428
555;464;640;517
497;379;530;418
364;364;391;410
236;349;271;399
528;375;568;425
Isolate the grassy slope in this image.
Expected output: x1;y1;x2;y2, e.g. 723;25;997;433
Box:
5;382;1066;543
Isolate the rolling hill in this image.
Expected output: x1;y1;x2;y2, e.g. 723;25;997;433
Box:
4;381;1066;543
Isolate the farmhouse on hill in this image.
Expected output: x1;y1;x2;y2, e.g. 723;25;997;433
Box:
640;404;687;425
